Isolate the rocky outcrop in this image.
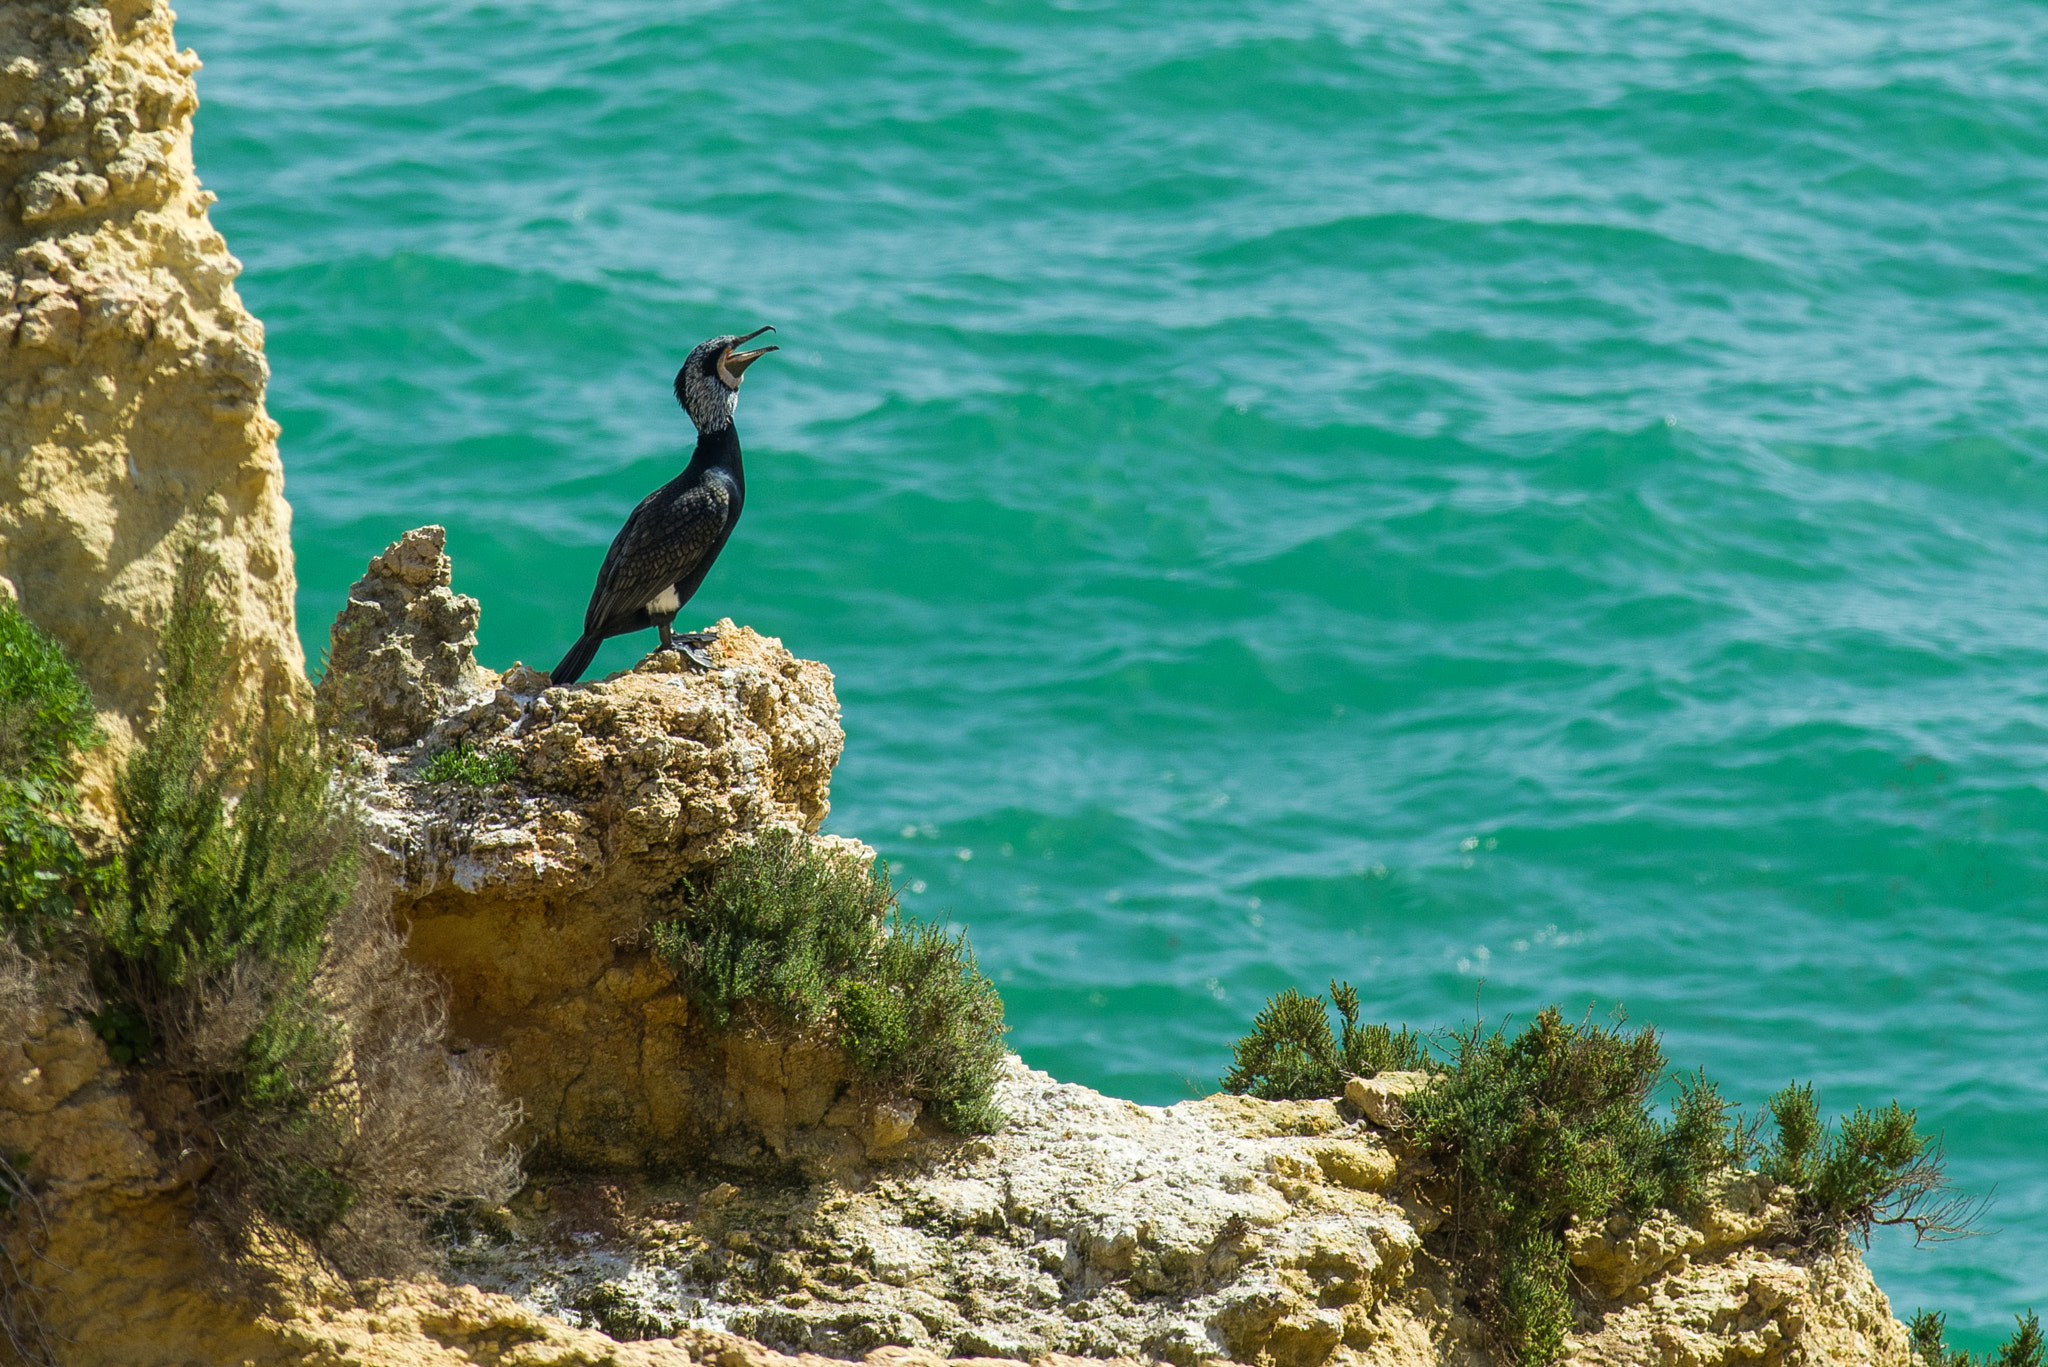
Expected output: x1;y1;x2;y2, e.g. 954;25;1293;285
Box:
301;535;1912;1367
0;995;282;1365
0;997;1914;1367
0;525;1920;1367
435;1062;1910;1367
457;1063;1433;1366
0;0;303;803
323;526;494;749
320;529;852;1173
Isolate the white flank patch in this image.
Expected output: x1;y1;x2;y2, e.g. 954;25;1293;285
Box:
646;586;681;615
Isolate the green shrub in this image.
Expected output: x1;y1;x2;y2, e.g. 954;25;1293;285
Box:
1220;980;1429;1100
1912;1310;2045;1367
1660;1067;1745;1214
87;549;517;1274
1223;986;1981;1366
0;779;107;947
1402;1008;1743;1366
103;554;356;998
1224;997;1744;1365
0;600;112;944
0;600;100;786
419;742;517;786
96;551;360;1223
650;827;1007;1133
1759;1082;1979;1248
1498;1233;1570;1367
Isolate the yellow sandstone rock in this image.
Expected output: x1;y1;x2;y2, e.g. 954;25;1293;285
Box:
1341;1073;1432;1129
0;523;1924;1367
319;529;861;1173
0;0;304;812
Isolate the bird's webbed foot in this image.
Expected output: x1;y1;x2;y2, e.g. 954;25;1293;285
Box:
672;629;718;669
655;625;717;669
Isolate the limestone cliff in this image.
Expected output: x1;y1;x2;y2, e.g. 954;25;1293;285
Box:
0;999;1915;1367
305;532;1913;1367
318;528;860;1174
0;0;303;803
0;528;1919;1367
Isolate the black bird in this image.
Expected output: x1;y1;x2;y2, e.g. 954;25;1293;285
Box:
549;327;778;685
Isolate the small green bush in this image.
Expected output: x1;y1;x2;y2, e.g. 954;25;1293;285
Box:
103;554;356;999
0;600;112;943
419;742;517;786
0;778;107;946
96;552;362;1226
1758;1081;1978;1248
1660;1067;1745;1213
1220;980;1429;1100
1224;996;1743;1365
1402;1008;1741;1366
86;549;517;1274
1223;986;1982;1367
1498;1233;1571;1367
1911;1310;2045;1367
0;607;104;1366
0;601;100;786
650;828;1007;1133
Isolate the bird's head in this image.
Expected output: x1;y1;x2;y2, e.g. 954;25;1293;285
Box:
673;327;778;433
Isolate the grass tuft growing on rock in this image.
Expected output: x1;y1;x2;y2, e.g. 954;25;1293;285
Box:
1912;1310;2045;1367
1221;980;1429;1100
651;827;1007;1133
419;741;517;786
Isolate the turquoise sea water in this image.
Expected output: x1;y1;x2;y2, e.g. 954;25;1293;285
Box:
183;0;2048;1340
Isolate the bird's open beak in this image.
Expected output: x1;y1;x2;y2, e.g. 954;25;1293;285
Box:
720;325;778;384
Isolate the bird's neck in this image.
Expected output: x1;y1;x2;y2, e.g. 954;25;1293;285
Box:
688;422;743;477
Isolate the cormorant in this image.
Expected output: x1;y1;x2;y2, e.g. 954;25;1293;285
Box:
548;327;778;685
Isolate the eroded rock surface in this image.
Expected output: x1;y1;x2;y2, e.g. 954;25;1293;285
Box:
0;525;1922;1367
0;995;281;1365
455;1060;1434;1367
0;0;303;802
323;525;494;749
0;1003;1916;1367
318;533;852;1171
309;533;1914;1367
431;1061;1911;1367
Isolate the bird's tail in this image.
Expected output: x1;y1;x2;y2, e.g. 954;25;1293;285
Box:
550;633;602;686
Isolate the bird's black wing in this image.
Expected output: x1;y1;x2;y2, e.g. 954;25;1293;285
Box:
582;478;733;634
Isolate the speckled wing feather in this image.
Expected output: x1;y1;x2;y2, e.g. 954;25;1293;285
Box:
582;478;732;633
